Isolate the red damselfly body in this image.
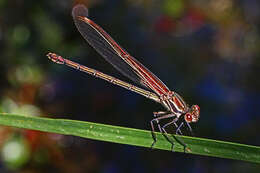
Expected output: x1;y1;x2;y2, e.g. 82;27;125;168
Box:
47;4;200;152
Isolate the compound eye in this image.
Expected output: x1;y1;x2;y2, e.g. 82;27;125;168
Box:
185;113;192;123
192;105;200;112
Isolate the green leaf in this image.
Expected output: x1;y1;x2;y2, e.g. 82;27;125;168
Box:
0;113;259;163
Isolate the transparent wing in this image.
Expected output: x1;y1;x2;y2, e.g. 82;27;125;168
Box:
72;4;170;96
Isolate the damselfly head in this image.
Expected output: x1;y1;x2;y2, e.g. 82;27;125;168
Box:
184;105;200;123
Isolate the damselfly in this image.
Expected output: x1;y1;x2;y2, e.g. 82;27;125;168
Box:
47;4;200;151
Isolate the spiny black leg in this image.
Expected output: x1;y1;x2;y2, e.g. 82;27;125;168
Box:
174;122;183;135
156;115;177;151
173;122;188;152
163;118;182;135
173;133;187;153
186;122;194;136
161;118;178;151
150;113;174;149
161;119;187;152
162;119;178;131
176;122;184;135
157;117;178;151
150;119;162;149
161;128;175;151
153;111;169;117
162;121;187;152
150;119;157;149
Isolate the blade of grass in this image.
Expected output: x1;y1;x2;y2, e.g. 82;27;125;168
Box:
0;113;259;163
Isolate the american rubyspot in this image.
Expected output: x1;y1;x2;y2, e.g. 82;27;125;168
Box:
47;4;200;151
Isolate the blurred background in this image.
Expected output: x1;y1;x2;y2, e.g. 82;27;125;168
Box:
0;0;260;172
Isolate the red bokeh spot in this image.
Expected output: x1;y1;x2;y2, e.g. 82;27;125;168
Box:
154;15;176;33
